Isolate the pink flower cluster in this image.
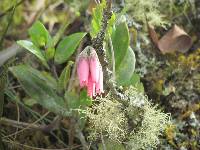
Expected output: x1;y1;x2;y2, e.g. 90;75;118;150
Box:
77;46;103;97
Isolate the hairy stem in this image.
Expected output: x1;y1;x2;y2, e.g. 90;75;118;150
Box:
92;0;129;105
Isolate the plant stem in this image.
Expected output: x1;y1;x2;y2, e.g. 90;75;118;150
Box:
92;0;130;105
108;36;115;80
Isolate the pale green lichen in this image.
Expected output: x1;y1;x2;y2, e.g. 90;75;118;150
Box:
125;0;169;27
85;87;171;149
125;87;171;150
86;95;128;142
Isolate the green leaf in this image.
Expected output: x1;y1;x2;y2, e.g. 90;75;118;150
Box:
64;89;92;110
58;61;74;91
41;71;58;90
17;40;48;68
54;32;86;64
129;73;140;85
112;21;130;71
90;1;105;38
79;89;92;106
45;47;55;60
28;21;51;47
129;73;144;93
116;47;135;86
64;91;80;109
9;65;70;116
90;0;115;38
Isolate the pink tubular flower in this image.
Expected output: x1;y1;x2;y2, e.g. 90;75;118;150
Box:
96;66;103;94
77;46;104;98
87;75;96;97
77;51;89;88
89;48;100;83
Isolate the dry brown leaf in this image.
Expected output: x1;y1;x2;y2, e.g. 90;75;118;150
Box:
148;23;159;46
148;24;193;54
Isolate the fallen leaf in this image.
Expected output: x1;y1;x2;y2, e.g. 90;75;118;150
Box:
148;23;159;46
148;24;193;54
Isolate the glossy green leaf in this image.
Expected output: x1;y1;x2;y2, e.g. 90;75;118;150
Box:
54;32;86;64
58;61;74;91
116;47;135;86
9;65;70;116
17;40;48;68
28;21;51;47
112;21;130;70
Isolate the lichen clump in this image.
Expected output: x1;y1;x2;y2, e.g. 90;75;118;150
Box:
125;88;171;149
85;87;171;149
125;0;168;27
86;95;128;142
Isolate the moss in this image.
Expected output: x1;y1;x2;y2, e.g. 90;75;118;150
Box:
165;125;177;148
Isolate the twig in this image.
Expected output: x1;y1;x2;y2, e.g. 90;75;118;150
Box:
50;131;68;147
75;124;89;150
3;138;81;150
14;102;20;140
2;111;50;138
68;118;76;149
0;117;46;131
